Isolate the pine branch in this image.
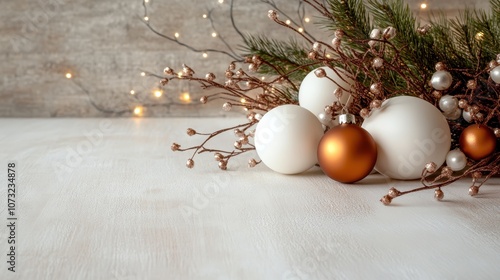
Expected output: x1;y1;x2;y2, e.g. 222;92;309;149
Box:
242;35;315;83
322;0;372;50
367;0;435;75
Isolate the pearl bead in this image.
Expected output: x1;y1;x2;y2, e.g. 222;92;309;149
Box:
439;95;458;113
370;28;381;39
446;149;467;171
318;112;332;125
431;71;453;90
490;66;500;84
372;57;384;68
443;107;461;120
462;110;472;122
331;38;341;49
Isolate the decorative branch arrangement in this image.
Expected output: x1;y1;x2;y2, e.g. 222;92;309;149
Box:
149;0;499;204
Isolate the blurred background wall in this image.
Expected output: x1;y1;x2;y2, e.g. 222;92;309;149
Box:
0;0;491;117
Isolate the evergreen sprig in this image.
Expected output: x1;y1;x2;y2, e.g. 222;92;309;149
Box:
242;35;315;83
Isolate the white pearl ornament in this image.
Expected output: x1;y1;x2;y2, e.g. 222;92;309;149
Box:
490;66;500;84
446;149;467;171
361;96;451;180
254;105;324;174
298;67;353;121
431;70;453;90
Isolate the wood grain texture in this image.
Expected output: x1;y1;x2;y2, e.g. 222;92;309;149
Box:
0;0;491;117
0;118;499;279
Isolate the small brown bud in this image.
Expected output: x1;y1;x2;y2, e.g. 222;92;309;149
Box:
441;166;453;177
466;80;477;90
435;62;445;71
425;162;437;173
314;68;326;78
214;153;224;162
432;91;442;99
267;10;278;20
234;141;242;149
469;186;479;196
218;160;227;170
380;195;392;205
248;158;257;168
171;143;180;151
434;189;444;201
206;73;216;81
370;99;382;109
388;187;401;198
458;99;468;109
335;30;344;39
163;67;174;75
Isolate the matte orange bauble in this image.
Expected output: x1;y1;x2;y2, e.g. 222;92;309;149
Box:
317;114;377;183
459;124;497;161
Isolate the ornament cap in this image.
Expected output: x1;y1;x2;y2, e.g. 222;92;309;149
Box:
338;113;356;124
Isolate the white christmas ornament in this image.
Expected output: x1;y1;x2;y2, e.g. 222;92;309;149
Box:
446;149;467;171
298;67;353;121
490;66;500;83
255;105;324;174
361;96;451;180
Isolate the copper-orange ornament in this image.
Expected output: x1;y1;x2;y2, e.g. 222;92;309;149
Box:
459;124;497;161
317;115;377;183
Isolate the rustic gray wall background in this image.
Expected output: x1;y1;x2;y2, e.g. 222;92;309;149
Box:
0;0;490;117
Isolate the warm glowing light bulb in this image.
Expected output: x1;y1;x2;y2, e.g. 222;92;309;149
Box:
326;54;331;58
65;73;72;79
144;16;149;21
261;76;265;80
174;32;180;38
177;71;183;77
298;27;304;33
144;0;149;3
179;92;191;103
202;52;208;58
475;32;484;40
304;17;310;23
218;0;224;3
211;32;217;37
240;98;246;104
285;19;291;25
140;72;146;77
133;106;143;116
203;14;207;18
420;3;427;9
130;90;135;95
154;90;163;97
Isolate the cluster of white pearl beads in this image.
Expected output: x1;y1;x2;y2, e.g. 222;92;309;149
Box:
439;95;461;120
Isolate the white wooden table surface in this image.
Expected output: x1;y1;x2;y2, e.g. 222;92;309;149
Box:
0;118;499;280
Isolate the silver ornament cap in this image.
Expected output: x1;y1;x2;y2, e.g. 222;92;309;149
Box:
338;113;356;125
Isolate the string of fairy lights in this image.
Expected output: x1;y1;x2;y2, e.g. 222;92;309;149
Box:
63;0;434;117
